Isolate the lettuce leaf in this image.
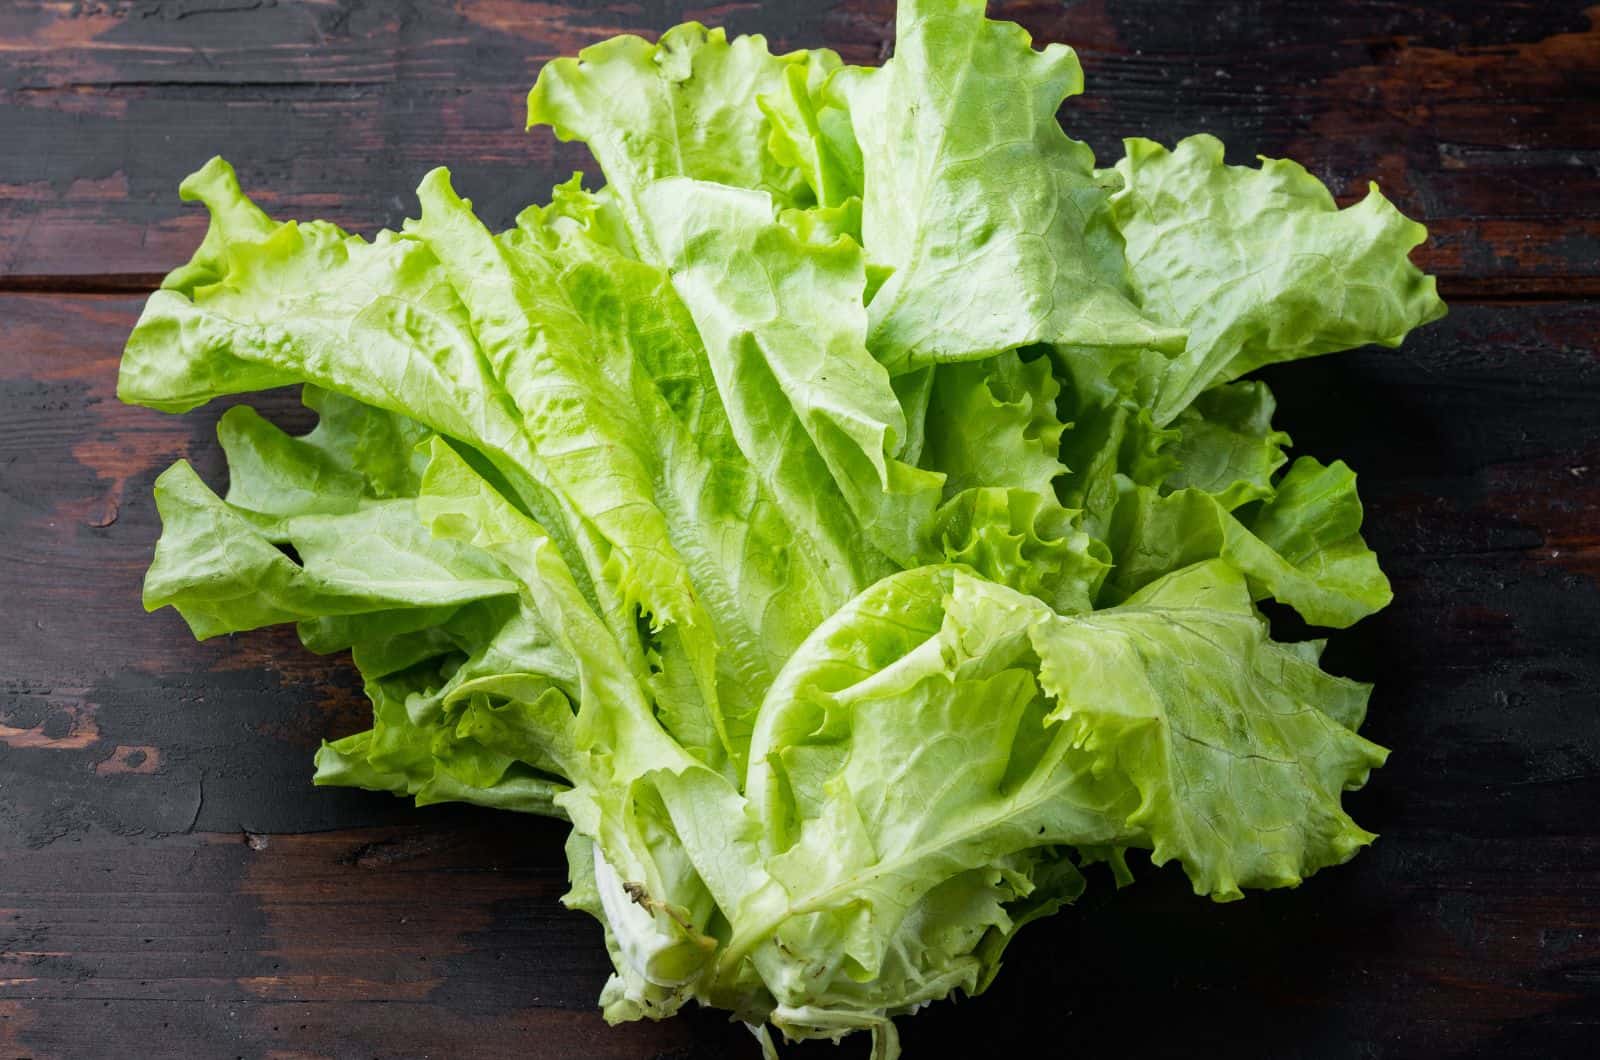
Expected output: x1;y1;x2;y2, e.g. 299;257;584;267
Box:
119;0;1442;1053
1102;458;1393;628
1106;135;1446;421
831;0;1183;371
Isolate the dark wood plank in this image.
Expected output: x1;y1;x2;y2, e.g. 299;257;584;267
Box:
0;294;386;843
3;288;1599;1056
1;0;1597;291
5;826;1594;1058
0;823;747;1059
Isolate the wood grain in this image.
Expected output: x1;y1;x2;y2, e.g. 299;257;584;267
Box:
2;1;1599;1057
1;0;1597;293
6;824;1595;1058
0;822;745;1059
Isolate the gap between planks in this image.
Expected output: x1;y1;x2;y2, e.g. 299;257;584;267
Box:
3;274;1600;303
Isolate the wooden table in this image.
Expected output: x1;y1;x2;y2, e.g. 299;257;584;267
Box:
3;2;1597;1056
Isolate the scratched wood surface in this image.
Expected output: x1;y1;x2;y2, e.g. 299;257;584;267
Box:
1;2;1598;1058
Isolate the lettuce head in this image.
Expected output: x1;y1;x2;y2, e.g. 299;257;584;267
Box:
117;0;1444;1053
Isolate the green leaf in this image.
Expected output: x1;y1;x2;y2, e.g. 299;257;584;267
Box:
830;0;1183;371
1032;561;1388;900
143;461;518;640
760;51;862;209
1103;458;1393;628
924;351;1067;500
1057;394;1175;538
695;559;1382;1028
724;565;1130;1036
1108;135;1447;421
1164;381;1291;510
511;177;871;718
412;169;736;769
418;437;729;994
115;158;591;600
644;177;944;570
527;24;838;257
932;487;1108;614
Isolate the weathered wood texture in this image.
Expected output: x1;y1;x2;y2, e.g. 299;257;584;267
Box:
2;1;1599;1058
1;1;1597;295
